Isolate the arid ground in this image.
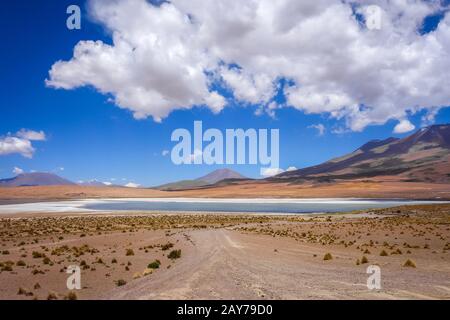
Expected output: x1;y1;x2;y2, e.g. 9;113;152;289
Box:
1;180;450;204
0;204;449;300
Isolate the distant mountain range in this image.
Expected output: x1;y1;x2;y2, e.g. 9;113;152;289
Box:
78;180;112;187
1;125;449;188
0;172;76;187
274;124;450;183
156;168;247;190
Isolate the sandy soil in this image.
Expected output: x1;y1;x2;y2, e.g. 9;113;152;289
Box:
1;180;450;204
0;204;449;300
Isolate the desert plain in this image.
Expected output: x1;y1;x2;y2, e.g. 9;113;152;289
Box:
0;201;449;300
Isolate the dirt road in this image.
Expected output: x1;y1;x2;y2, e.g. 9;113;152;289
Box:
107;228;450;300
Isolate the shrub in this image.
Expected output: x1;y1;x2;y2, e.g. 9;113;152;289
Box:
47;292;58;300
16;260;26;266
65;291;78;300
361;256;369;264
323;253;333;261
111;258;117;264
148;260;161;269
168;249;181;260
116;279;127;286
380;250;388;256
161;242;174;251
43;257;52;265
32;251;44;259
125;249;134;256
403;259;416;268
17;287;28;295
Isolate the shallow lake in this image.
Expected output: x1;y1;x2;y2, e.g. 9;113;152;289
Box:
82;198;447;214
0;198;447;214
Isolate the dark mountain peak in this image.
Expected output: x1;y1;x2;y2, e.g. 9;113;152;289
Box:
197;168;247;184
0;172;75;187
407;124;450;147
359;137;399;152
156;168;247;190
275;123;450;182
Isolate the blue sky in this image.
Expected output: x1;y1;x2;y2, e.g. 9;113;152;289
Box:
1;1;449;186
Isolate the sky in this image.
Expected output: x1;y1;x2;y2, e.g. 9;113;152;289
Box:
1;0;450;187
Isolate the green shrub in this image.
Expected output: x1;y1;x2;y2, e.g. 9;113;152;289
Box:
148;260;161;269
168;249;181;260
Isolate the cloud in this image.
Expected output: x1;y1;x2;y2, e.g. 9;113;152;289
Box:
13;167;24;175
393;119;416;134
124;182;141;188
16;129;46;141
162;150;170;156
103;181;112;186
261;167;284;177
0;129;46;158
0;136;35;158
47;0;450;130
286;166;298;172
308;124;326;136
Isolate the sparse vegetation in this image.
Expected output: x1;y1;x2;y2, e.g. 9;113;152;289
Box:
116;279;127;286
148;260;161;269
47;292;58;300
323;253;333;261
65;291;78;300
403;259;416;268
168;249;181;260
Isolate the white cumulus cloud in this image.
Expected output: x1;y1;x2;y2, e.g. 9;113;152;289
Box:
393;119;416;134
47;0;450;131
261;167;285;177
0;129;46;158
13;167;24;175
16;129;46;141
308;124;326;136
0;136;35;158
125;182;141;188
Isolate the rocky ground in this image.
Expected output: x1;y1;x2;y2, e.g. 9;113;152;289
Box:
0;204;449;300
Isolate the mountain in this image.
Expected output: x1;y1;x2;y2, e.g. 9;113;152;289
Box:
78;180;111;187
275;124;450;183
156;169;247;190
197;168;247;184
0;172;76;187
